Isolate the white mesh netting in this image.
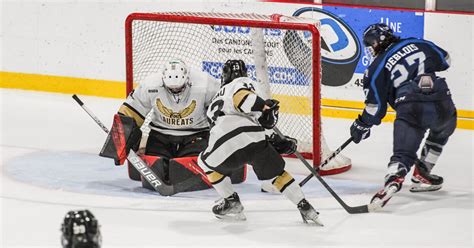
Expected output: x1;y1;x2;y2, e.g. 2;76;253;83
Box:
127;12;351;170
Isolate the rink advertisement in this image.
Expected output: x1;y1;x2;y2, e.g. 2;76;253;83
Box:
203;61;308;86
295;6;423;88
292;7;362;87
318;6;424;74
1;1;472;129
202;5;425;89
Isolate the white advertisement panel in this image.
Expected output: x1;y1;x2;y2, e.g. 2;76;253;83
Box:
1;0;472;112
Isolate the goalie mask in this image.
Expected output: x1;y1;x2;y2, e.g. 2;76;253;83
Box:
61;210;101;248
221;59;248;86
162;59;191;103
363;23;399;57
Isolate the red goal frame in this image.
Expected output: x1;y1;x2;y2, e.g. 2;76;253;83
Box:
124;12;322;166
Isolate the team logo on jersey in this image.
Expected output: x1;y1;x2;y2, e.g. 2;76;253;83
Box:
156;99;196;125
289;7;361;86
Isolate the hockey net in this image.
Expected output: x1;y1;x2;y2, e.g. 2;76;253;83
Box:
125;12;351;175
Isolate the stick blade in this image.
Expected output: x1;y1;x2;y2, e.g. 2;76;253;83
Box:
347;205;370;214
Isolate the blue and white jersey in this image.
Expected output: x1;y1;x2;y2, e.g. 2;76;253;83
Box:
361;38;450;126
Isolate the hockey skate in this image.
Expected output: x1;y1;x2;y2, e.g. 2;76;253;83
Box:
212;192;246;221
369;173;405;211
297;199;323;226
410;160;443;193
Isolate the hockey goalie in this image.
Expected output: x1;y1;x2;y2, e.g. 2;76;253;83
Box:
99;59;246;193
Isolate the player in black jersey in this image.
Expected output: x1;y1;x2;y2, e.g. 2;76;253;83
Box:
349;23;457;209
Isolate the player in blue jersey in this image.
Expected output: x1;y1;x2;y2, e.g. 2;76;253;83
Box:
349;23;457;209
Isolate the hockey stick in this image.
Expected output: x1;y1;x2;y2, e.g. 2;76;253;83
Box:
298;137;353;187
273;127;369;214
261;137;352;193
72;94;202;196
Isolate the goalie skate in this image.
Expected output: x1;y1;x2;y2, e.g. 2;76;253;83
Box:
410;161;443;193
212;192;246;221
297;199;323;226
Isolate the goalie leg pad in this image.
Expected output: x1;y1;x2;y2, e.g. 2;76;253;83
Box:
169;157;212;192
141;156;213;192
127;162;141;181
130;130;174;181
141;156;167;191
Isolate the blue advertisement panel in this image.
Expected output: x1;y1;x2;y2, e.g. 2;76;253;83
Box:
322;6;425;74
292;6;424;86
203;61;309;86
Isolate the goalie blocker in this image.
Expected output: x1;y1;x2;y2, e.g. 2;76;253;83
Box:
99;114;142;165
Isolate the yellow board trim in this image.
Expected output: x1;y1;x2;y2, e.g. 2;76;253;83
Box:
0;71;126;99
274;94;312;115
1;71;473;130
321;98;474;118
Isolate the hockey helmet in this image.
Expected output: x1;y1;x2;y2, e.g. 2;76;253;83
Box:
363;23;399;56
162;59;191;102
61;210;101;248
221;59;248;86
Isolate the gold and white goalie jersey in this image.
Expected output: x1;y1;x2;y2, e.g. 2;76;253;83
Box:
199;77;267;168
118;70;220;136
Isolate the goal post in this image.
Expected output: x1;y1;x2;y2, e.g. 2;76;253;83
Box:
124;12;351;174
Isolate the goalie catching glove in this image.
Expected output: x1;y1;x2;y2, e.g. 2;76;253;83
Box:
99;114;142;165
258;99;280;129
268;133;297;155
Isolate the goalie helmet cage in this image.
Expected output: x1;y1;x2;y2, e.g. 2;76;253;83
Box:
125;12;338;170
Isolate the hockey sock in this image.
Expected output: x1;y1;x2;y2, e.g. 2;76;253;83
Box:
420;140;444;172
207;171;234;199
272;171;305;205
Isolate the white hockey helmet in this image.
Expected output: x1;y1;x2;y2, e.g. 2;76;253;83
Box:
162;59;190;101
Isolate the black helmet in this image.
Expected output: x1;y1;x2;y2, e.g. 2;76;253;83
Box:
221;59;248;86
363;23;399;56
61;210;101;248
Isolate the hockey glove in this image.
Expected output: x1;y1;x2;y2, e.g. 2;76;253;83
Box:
258;99;280;129
350;115;371;144
268;133;297;155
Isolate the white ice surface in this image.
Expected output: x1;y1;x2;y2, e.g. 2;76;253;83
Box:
1;89;473;248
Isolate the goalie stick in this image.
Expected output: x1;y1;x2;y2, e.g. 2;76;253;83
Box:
298;137;353;187
273;127;370;214
72;94;202;196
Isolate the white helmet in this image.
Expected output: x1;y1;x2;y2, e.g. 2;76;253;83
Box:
162;59;190;102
